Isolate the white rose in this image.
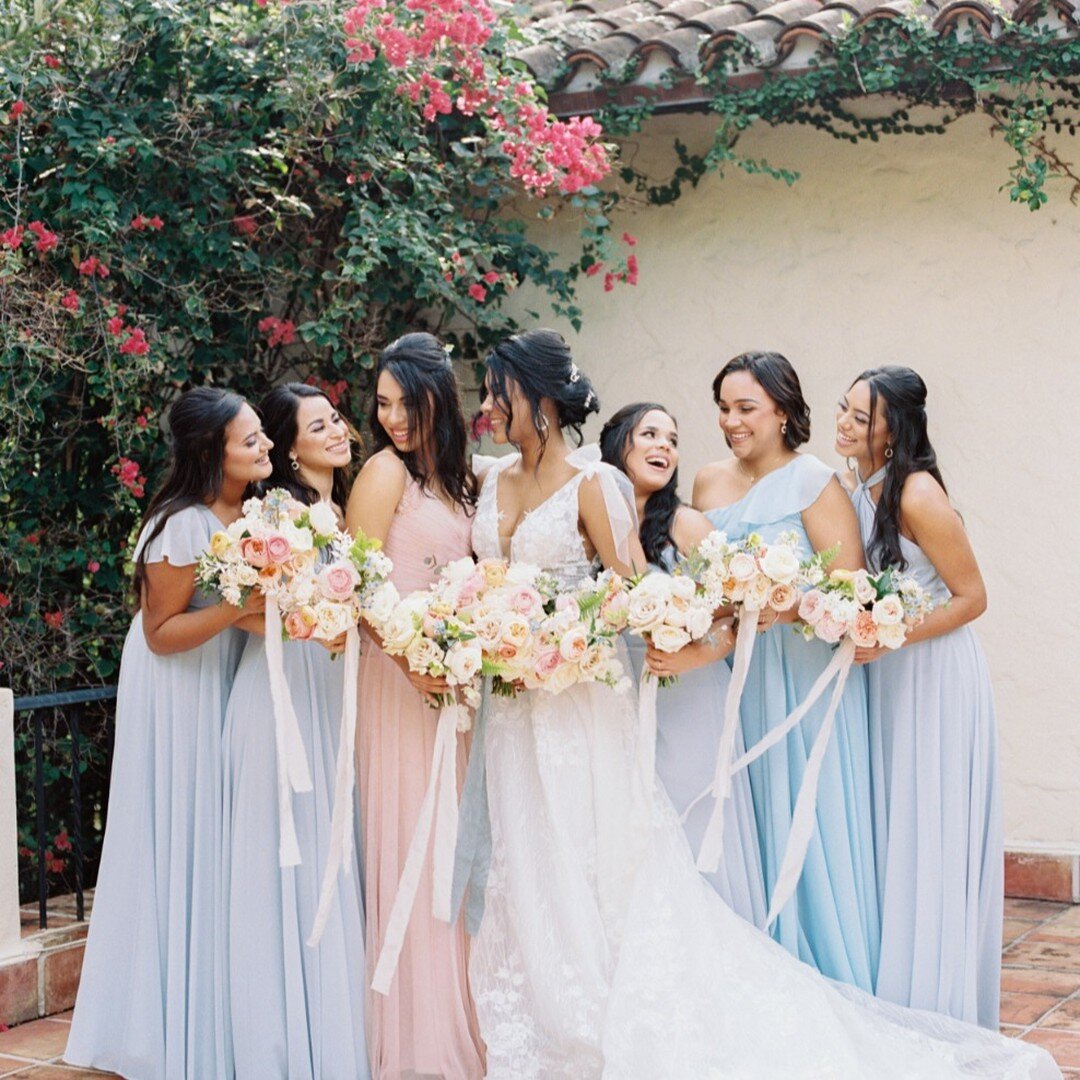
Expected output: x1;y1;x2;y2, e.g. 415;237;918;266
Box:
876;622;907;649
313;600;355;641
872;594;905;626
227;518;249;542
471;612;504;650
405;635;444;674
742;574;772;612
501;614;532;649
442;557;477;585
669;575;697;601
306;501;338;537
760;544;800;585
237;563;260;587
363;581;399;626
445;642;482;685
633;572;672;599
281;521;314;553
289;575;317;605
727;551;758;583
852;570;877;605
382;606;421;652
651;623;692;654
686;606;714;639
505;562;541;587
830;596;859;625
543;661;580;695
627;590;666;634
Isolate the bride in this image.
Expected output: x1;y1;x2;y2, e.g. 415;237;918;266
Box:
468;329;1059;1080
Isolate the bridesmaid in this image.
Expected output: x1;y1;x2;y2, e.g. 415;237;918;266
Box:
67;388;271;1078
222;382;369;1078
836;366;1001;1028
692;351;879;992
346;333;485;1080
599;402;766;928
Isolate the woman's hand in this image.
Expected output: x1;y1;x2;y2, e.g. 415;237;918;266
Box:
231;588;266;621
645;620;735;679
853;644;892;665
316;632;347;654
392;654;451;708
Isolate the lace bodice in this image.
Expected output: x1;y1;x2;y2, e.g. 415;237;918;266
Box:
472;446;632;590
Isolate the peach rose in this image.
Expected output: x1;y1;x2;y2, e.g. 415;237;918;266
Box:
798;589;825;626
534;648;562;681
814;614;847;644
239;536;269;568
284;608;316;641
558;627;588;663
850;609;878;648
768;582;799;612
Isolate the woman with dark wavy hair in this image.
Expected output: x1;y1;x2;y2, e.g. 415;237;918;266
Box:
221;382;369;1077
600;402;766;928
68;388;272;1077
345;333;484;1080
837;366;1000;1028
692;351;880;994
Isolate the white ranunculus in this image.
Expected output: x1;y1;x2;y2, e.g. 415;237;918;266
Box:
627;590;666;634
313;600;355;641
876;622;907;649
505;561;541;587
760;544;800;585
405;635;444;674
727;551;758;583
872;594;905;626
363;581;399;626
651;623;692;654
445;643;482;685
306;501;338;537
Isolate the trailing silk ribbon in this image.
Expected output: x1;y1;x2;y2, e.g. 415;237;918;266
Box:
565;445;638;569
693;611;760;874
306;624;361;947
371;699;463;996
264;597;314;868
450;679;492;936
737;637;857;927
636;667;658;819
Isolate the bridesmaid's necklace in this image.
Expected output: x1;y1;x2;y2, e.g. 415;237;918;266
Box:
737;451;793;487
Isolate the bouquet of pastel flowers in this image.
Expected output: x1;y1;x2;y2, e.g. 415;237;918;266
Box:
623;569;717;687
196;488;338;607
471;559;631;696
796;566;934;649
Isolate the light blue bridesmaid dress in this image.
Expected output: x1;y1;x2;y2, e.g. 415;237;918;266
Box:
67;504;243;1079
222;624;370;1078
624;546;767;928
705;454;879;992
853;466;1002;1028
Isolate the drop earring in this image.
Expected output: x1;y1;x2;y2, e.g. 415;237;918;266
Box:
290;455;300;471
884;446;893;460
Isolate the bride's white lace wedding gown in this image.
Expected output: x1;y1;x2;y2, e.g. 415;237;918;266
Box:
469;446;1058;1080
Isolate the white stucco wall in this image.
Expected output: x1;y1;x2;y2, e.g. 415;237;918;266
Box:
504;109;1080;851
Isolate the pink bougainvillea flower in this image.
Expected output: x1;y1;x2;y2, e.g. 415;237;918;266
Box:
112;456;146;497
622;232;637;246
119;328;150;356
78;256;109;278
44;54;61;70
1;225;24;249
258;315;297;347
28;221;59;254
106;315;125;336
0;592;10;609
87;560;101;573
43;609;65;630
468;282;487;302
9;100;25;120
60;290;80;312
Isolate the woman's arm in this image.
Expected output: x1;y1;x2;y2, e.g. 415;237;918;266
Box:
141;561;263;655
802;476;866;573
855;474;986;662
345;451;407;546
578;473;647;578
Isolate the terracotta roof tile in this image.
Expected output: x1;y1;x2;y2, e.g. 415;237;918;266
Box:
519;0;1079;96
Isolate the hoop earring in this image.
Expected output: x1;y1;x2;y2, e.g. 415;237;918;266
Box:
845;456;858;474
781;421;788;436
290;455;300;471
884;446;893;460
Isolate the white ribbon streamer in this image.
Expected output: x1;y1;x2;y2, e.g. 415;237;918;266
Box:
264;597;314;868
306;625;361;947
694;611;760;874
636;668;658;819
371;701;461;996
763;638;857;927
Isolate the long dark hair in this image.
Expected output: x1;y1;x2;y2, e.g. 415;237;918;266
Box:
134;386;246;595
600;403;681;567
484;329;600;459
853;365;947;572
712;351;811;450
259;383;355;509
369;332;477;510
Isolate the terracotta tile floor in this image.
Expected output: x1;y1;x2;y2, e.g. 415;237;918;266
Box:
3;898;1080;1076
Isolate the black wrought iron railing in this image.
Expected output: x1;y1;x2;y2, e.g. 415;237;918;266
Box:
12;686;117;931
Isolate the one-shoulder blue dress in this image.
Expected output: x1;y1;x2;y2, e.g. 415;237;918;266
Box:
705;454;879;991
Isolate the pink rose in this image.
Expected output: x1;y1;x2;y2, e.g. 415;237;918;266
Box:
511;586;544;619
555;594;577;613
264;532;292;565
798;589;824;626
240;536;269;568
850;610;878;648
534;648;562;681
284;609;315;640
815;614;847;645
318;561;359;601
457;572;484;609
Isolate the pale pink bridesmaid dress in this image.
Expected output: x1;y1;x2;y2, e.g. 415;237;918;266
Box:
356;474;485;1080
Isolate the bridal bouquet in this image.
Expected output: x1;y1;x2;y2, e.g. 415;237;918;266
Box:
796;566;934;649
624;570;716;687
377;557;486;717
196;488;336;607
282;529;397;644
469;560;630;696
